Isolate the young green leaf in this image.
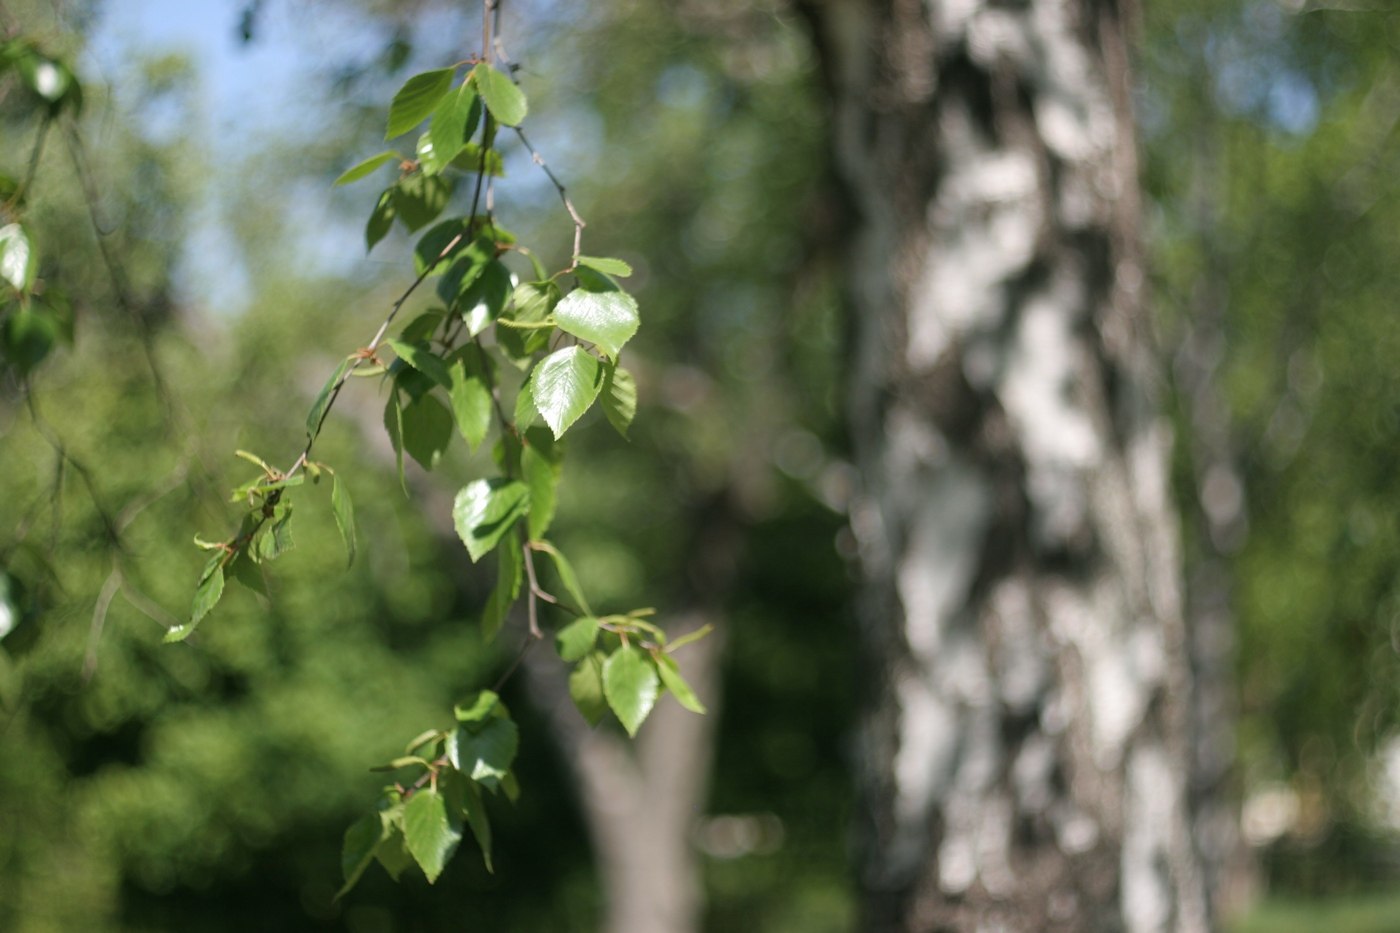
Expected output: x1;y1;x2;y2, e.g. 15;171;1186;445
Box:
337;812;387;900
471;62;527;127
603;646;659;737
166;558;225;642
402;787;462;884
554;289;640;360
386;339;452;389
577;255;633;278
386;68;456;139
568;654;607;726
531;541;593;616
555;616;599;663
449;716;519;786
306;356;355;438
453;479;530;562
0;223;36;293
529;346;604;438
227;550;268;597
365;189;396;253
414;218;473;276
600;363;638;439
331;474;356;568
481;535;522;642
447;346;492;450
453;689;501;725
334;150;401;186
655;654;707;714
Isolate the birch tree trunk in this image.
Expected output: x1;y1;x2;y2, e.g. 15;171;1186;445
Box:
800;1;1210;929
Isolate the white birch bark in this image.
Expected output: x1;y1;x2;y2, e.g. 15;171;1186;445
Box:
801;1;1210;929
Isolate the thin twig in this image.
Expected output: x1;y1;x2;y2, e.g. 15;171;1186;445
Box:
513;127;586;263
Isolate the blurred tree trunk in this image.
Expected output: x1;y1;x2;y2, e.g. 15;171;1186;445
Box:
801;1;1210;929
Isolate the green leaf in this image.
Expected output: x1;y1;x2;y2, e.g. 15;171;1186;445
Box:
392;173;454;232
453;479;529;562
450;716;518;786
375;825;414;881
573;264;620;293
600;363;638;439
453;689;501;724
402;787;461;884
400;394;454;471
414;218;483;277
0;223;36;293
334;150;401;186
331;474;356;568
554;289;640;360
603;646;660;737
254;505;295;562
337;812;387;899
365;189;396;253
442;770;493;872
424;82;480;173
383;392;407;493
472;62;527;127
529;347;603;439
167;558;224;642
513;381;537;430
481;534;521;643
656;654;707;714
447;345;492;450
460;261;513;336
555;616;599;663
568;653;607;726
531;541;593;616
306;356;355;438
399;309;446;343
521;428;561;540
386;338;452;388
577;255;633;278
449;142;505;176
386;68;456;139
437;240;496;309
227;550;268;597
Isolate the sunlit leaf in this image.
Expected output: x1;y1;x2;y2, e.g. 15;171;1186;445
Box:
386;68;455;139
531;541;593;616
554;289;639;360
521;428;561;540
443;770;493;872
386;339;451;388
453;478;529;562
166;556;224;642
555;616;599;663
425;82;480;173
529;346;603;438
0;223;36;293
460;261;512;336
449;716;518;787
472;62;527;127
